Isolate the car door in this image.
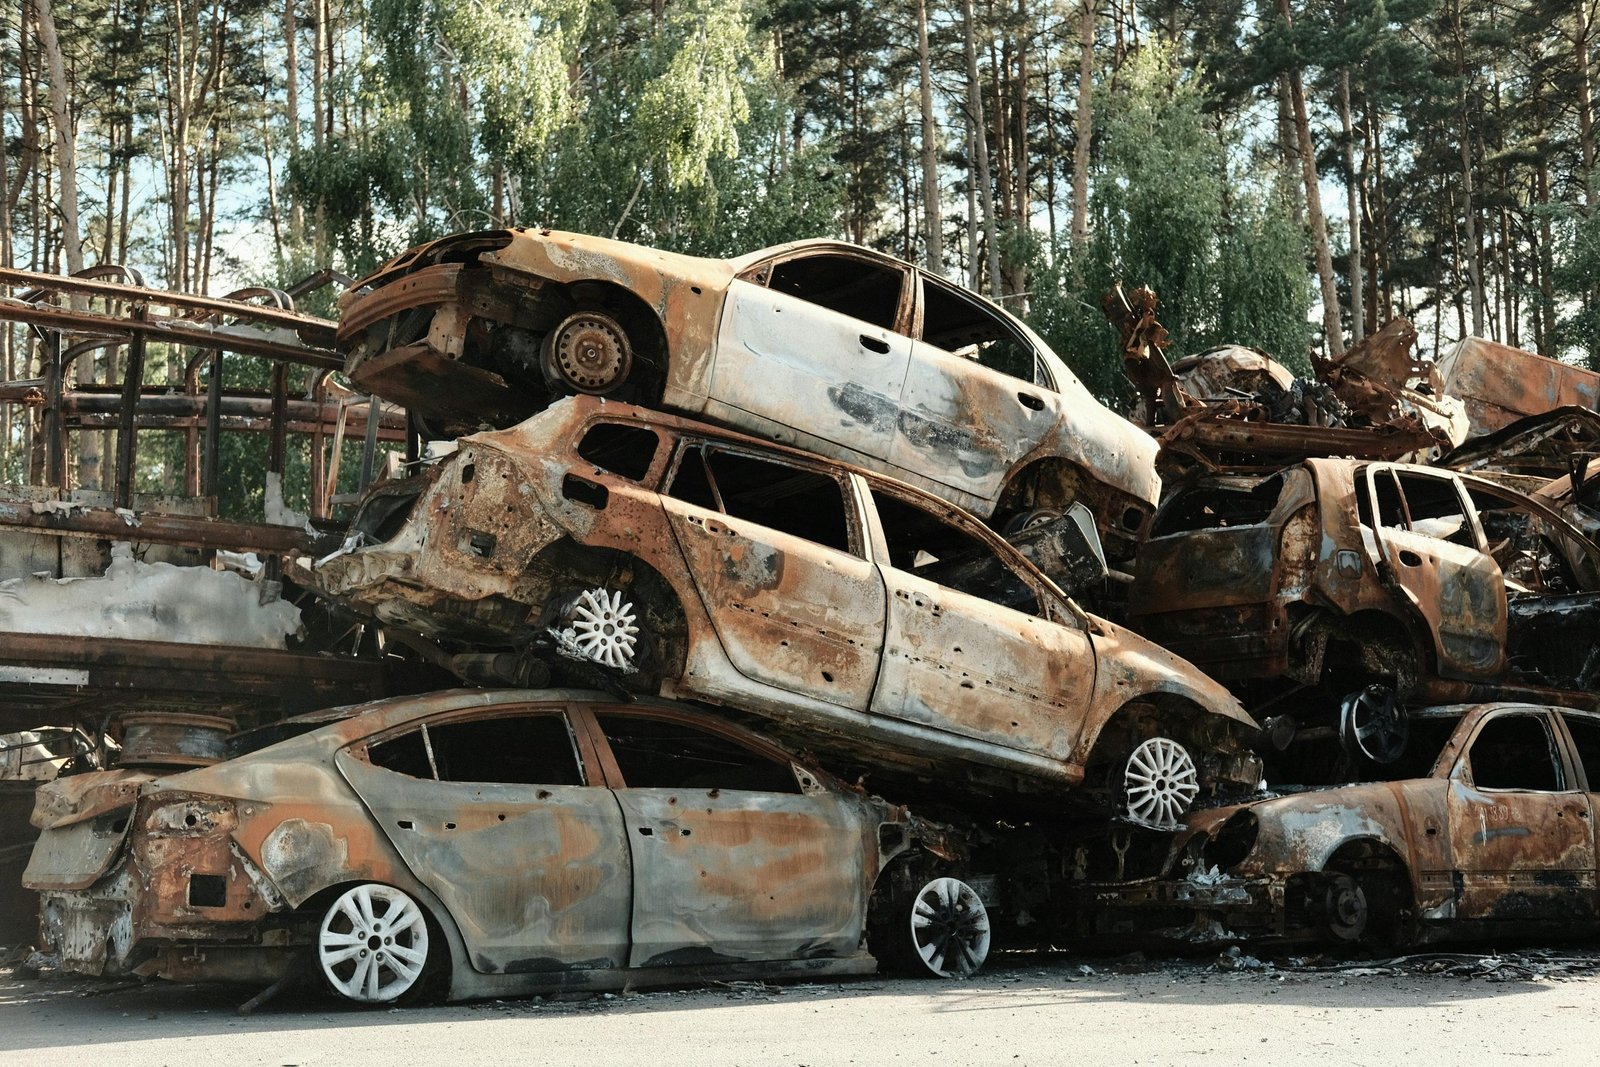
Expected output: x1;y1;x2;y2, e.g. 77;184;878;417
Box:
708;250;914;463
580;709;871;968
889;272;1057;503
336;708;633;974
1445;709;1596;922
659;441;887;710
862;480;1097;765
1360;465;1507;678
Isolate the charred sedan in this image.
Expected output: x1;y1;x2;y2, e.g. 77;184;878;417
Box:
24;689;994;1003
335;229;1159;559
301;397;1261;828
1080;703;1600;948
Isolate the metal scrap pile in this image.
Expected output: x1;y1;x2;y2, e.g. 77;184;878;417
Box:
5;232;1600;1008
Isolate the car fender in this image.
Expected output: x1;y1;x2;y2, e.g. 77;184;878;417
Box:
479;229;734;406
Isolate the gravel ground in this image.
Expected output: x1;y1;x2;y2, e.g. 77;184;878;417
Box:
5;947;1600;1066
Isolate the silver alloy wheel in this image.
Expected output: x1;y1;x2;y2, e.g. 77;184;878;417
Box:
562;587;641;669
545;312;632;394
1123;736;1200;829
908;876;992;978
317;883;430;1004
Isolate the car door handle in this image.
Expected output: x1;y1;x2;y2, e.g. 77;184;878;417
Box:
1398;549;1422;567
859;334;890;354
1017;392;1045;411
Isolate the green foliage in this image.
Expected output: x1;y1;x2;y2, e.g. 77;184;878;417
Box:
1023;45;1313;402
1552;202;1600;369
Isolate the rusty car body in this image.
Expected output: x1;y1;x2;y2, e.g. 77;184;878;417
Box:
335;229;1160;559
299;396;1260;827
1438;336;1600;436
1077;702;1600;947
24;688;998;1002
1127;459;1600;760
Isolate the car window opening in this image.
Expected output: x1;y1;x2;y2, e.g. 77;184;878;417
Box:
1561;714;1600;788
1469;715;1563;791
668;445;853;554
576;422;659;482
595;714;801;793
920;277;1039;384
1394;473;1477;547
872;489;1041;616
765;254;903;332
368;713;585;786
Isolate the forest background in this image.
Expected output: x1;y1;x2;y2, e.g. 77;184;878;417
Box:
4;0;1600;421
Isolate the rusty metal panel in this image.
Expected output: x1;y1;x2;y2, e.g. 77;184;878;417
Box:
1440;336;1600;436
337;748;633;975
615;788;871;967
661;496;886;711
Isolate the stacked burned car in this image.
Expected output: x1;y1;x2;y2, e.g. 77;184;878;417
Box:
300;397;1261;826
27;690;996;1001
18;227;1600;1004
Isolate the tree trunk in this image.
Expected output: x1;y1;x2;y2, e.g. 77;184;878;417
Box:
1337;70;1364;342
1578;2;1597;207
285;0;304;240
964;0;1002;297
918;0;942;272
966;123;980;289
1071;0;1094;251
1450;2;1485;337
33;0;82;277
1278;0;1343;356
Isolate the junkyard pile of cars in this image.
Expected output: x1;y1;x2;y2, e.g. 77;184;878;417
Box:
7;230;1600;1007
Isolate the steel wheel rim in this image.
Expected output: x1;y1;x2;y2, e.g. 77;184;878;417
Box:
909;877;991;978
563;587;641;669
318;884;430;1004
550;314;631;393
1123;736;1200;829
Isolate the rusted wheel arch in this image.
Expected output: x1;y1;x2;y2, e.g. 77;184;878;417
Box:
1319;839;1415;948
1303;608;1428;702
993;457;1088;527
541;280;670;405
866;852;990;979
1080;697;1227;824
529;542;690;691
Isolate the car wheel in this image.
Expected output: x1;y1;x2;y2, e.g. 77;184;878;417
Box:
999;507;1063;537
317;883;433;1005
554;586;643;671
541;310;633;395
873;875;992;979
1120;736;1200;829
1322;872;1369;942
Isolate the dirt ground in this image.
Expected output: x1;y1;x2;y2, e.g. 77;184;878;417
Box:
4;947;1600;1066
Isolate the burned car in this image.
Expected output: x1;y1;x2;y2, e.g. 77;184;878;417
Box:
1128;459;1600;762
24;689;996;1002
302;397;1260;828
335;229;1159;559
1080;703;1600;947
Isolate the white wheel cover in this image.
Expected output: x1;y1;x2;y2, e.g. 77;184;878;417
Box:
909;876;992;978
318;884;430;1004
563;587;641;669
1123;736;1200;829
